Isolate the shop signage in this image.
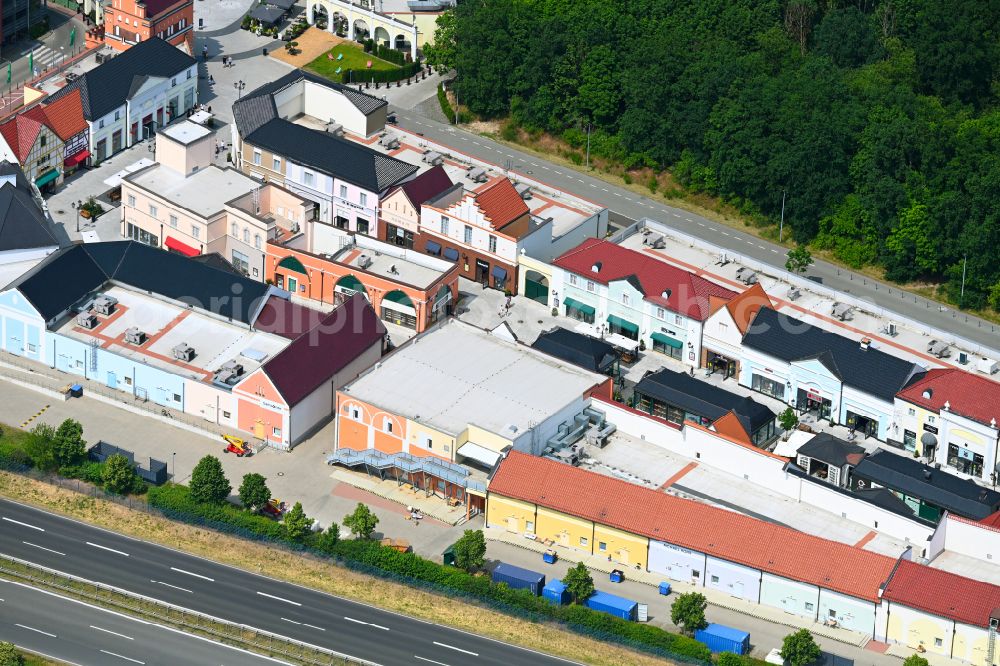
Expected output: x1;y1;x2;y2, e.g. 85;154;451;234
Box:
922;424;939;435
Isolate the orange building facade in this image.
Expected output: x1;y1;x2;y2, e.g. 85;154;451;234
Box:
265;240;460;333
103;0;194;52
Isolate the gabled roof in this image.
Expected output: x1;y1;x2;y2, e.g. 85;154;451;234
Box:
48;38;195;121
489;451;897;601
896;367;1000;427
0;162;57;254
742;307;925;402
259;294;385;406
474;178;529;229
711;411;753;445
882;559;1000;628
134;0;188;16
8;241;269;323
33;89;88;141
634;367;776;435
553;239;737;320
0;114;43;162
724;283;773;335
852;448;1000;520
253;294;327;340
395;165;453;208
189;252;241;275
245;119;416;193
531;327;618;374
796;432;865;468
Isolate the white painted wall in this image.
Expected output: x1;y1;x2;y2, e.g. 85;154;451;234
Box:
817;588;878;635
759;572;819;620
705;556;761;602
933;513;1000;564
648;540;706;585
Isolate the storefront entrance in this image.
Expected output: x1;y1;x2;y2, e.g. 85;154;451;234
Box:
475;259;489;285
846;411;878;439
705;351;736;379
948;443;984;477
524;270;549;305
797;388;832;420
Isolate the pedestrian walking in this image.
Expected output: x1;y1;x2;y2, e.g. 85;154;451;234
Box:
202;45;208;61
208;74;214;85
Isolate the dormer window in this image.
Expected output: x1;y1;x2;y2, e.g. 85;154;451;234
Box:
591;262;602;273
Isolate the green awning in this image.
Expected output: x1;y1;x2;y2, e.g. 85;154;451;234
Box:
564;297;595;316
607;314;639;334
383;290;414;308
651;332;683;349
35;169;60;187
336;274;364;291
278;255;308;275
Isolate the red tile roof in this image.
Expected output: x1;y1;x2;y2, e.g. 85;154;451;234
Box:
882;559;1000;628
896;367;1000;426
489;451;897;601
474;178;529;230
253;295;326;340
553;239;737;320
397;165;453;208
37;89;88;141
0;114;43;163
980;510;1000;530
258;294;385;407
725;283;773;335
711;411;752;445
135;0;188;18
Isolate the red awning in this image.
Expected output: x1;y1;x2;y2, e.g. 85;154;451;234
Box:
63;149;90;167
164;236;200;257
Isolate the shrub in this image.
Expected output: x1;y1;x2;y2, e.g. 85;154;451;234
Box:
283;501;314;542
500;121;519;142
60;460;105;484
53;418;86;467
622;173;633;185
148;484;287;541
0;641;22;666
23;423;57;471
102;454;144;495
567;151;583;165
438;84;456;123
451;529;486;573
903;656;929;666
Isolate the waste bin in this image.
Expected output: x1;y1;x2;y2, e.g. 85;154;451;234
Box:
442;545;455;566
659;582;672;596
542;549;558;564
263;48;269;57
69;384;83;398
610;569;624;583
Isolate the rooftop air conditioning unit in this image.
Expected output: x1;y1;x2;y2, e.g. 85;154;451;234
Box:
514;183;532;200
650;235;666;249
76;313;98;329
220;360;244;375
378;133;400;150
357;254;373;269
124;327;146;345
467;167;487;183
326;122;344;137
172;343;195;362
93;295;118;316
422;151;443;166
977;357;999;375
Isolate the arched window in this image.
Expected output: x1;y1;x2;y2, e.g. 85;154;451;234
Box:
254;233;261;249
231;222;238;237
243;229;250;243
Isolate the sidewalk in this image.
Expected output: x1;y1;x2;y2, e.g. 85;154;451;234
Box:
329;467;471;525
483;527;964;666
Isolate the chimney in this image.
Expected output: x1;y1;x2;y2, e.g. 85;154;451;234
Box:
944;400;950;411
860;337;871;351
924;469;932;480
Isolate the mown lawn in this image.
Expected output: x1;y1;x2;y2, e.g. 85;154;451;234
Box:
305;43;396;81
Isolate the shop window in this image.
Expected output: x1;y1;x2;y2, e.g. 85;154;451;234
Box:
934;639;943;648
579;537;588;547
272;427;281;438
598;542;607;551
525;520;534;533
710;575;719;584
805;602;814;611
222;411;231;419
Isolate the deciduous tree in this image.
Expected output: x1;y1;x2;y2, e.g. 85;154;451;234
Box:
562;562;594;604
189;455;231;504
238;473;271;511
343;502;379;539
781;629;821;666
670;592;708;635
452;529;487;573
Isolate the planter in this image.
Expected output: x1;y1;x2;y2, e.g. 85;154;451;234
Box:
80;210;92;219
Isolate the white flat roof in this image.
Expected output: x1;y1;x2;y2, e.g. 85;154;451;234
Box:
126;165;258;218
333;239;451;289
342;319;604;437
56;285;288;382
160;120;212;145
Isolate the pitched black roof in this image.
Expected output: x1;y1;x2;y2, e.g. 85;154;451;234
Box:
246;118;416;192
10;241;270;324
249;4;284;24
50;38;195;121
796;432;866;468
0;162;57;253
742;307;924;402
852;449;1000;520
531;327;618;374
191;252;241;275
634;368;776;435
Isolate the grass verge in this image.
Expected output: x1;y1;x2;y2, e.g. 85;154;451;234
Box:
0;471;668;666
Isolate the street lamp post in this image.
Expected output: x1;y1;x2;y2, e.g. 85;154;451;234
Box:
585;123;592;169
172;452;176;479
233;80;245;99
72;199;83;232
778;189;786;243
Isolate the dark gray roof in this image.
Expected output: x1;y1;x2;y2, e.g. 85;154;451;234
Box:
796;433;866;468
191;252;241;275
49;38;195;121
531;327;617;374
635;368;776;435
854;488;916;516
250;5;284;23
246;118;416;192
10;241;269;324
0;162;57;253
742;307;925;402
268;0;296;9
852;449;1000;520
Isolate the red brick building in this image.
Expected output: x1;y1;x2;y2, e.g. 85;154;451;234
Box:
102;0;194;52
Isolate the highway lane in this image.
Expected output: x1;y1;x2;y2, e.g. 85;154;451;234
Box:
0;500;576;666
392;108;1000;351
0;578;285;665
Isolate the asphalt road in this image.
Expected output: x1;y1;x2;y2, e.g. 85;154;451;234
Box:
0;578;285;665
1;10;86;90
0;500;576;666
391;108;1000;351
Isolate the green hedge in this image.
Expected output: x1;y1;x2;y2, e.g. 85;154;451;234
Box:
339;61;421;85
145;484;711;664
361;39;408;66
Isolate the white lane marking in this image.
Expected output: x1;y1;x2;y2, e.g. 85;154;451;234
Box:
540;165;549;170
414;657;449;666
23;541;64;556
151;580;192;593
433;641;479;656
771;249;780;254
303;623;328;632
589;183;596;187
343;616;367;625
281;617;302;625
170;567;214;582
757;244;766;249
684;217;693;222
90;625;134;640
697;222;706;227
99;649;145;664
3;517;44;531
86;542;129;556
15;623;56;637
344;616;388;631
720;231;730;236
257;590;301;606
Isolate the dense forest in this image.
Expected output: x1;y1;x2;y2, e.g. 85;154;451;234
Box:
426;0;1000;311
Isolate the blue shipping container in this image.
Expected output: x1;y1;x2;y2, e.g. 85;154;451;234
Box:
491;563;545;596
584;590;638;621
695;624;751;655
542;579;570;605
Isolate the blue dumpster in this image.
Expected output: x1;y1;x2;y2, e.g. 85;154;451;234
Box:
610;569;624;583
542;549;558;564
659;582;672;596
